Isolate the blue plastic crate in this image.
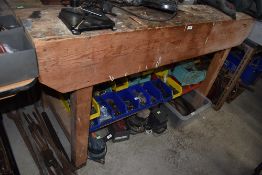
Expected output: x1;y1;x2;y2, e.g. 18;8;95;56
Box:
225;50;262;85
128;85;151;108
224;51;245;73
151;79;173;102
90;92;128;132
90;80;172;132
90;118;100;131
142;81;163;106
93;96;112;123
100;92;127;117
117;89;141;113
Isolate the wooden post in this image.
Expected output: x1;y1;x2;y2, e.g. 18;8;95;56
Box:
70;87;93;168
198;49;231;96
214;45;255;110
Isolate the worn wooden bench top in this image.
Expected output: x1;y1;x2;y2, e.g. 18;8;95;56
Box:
13;5;254;93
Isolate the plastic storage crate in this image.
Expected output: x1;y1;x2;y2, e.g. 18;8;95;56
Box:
224;51;262;86
90;80;173;132
128;76;141;86
90;96;113;131
128;84;151;108
60;95;100;120
155;69;169;82
0;28;38;86
166;77;182;99
182;83;201;95
60;94;71;112
165;90;211;121
139;74;151;84
100;92;127;117
90;98;101;120
117;89;140;113
90;86;152;132
142;81;163;106
151;79;173;102
112;77;129;91
0;15;21;33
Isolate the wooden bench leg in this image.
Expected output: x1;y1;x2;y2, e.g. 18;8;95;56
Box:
198;49;231;96
70;87;93;168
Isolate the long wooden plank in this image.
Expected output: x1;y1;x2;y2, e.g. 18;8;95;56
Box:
70;87;93;168
14;5;254;93
198;49;231;96
35;18;253;93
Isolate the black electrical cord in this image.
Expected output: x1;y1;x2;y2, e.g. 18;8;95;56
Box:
112;4;178;22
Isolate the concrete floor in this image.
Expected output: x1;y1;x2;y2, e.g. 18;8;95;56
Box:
3;80;262;175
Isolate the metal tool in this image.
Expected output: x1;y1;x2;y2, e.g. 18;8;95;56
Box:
0;114;20;175
8;109;75;175
59;0;115;34
40;112;70;162
33;109;75;175
132;90;147;105
123;100;135;111
23;113;64;175
7;111;49;175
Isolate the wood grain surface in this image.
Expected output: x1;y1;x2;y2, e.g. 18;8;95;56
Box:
70;87;92;168
198;49;231;96
14;5;254;93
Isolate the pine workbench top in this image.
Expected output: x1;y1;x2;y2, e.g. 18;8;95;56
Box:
13;5;251;40
9;3;255;93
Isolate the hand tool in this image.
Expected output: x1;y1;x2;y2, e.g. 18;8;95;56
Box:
33;108;75;175
131;90;147;105
59;0;115;34
0;114;20;175
7;111;49;175
40;112;70;162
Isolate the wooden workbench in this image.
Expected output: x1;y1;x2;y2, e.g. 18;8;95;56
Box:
12;3;254;168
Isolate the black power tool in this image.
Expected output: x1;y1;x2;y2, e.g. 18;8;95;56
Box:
88;132;107;164
59;0;115;35
146;106;168;134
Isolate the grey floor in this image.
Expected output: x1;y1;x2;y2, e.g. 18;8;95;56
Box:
3;80;262;175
